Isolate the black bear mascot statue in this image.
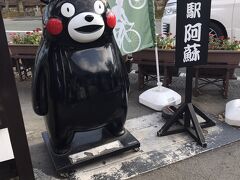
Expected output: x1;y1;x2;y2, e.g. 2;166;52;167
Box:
32;0;130;154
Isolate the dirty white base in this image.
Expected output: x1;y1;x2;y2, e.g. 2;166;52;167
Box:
0;128;14;162
69;140;124;165
225;99;240;126
65;112;240;180
139;86;181;111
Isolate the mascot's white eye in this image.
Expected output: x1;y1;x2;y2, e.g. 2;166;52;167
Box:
61;3;75;17
94;1;105;15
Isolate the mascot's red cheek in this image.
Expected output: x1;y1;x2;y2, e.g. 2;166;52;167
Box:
46;18;63;35
106;11;116;29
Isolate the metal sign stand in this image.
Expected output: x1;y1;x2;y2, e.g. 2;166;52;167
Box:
0;11;34;179
157;0;215;147
157;67;215;147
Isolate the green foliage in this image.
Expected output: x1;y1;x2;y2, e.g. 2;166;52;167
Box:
157;34;240;50
208;35;240;50
9;28;42;45
157;33;175;49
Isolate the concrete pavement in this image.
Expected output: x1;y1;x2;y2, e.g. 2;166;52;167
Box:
16;71;240;180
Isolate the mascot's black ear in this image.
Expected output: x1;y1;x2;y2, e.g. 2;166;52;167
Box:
41;0;50;4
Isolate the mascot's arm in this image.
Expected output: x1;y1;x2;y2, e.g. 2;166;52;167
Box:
32;40;49;116
121;55;130;93
113;37;130;93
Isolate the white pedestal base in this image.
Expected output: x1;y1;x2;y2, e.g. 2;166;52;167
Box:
139;86;182;111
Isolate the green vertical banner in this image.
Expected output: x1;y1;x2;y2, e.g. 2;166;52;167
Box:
108;0;155;55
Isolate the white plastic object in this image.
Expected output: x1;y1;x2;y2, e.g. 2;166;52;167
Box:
0;128;14;162
138;32;181;111
225;99;240;126
139;86;181;111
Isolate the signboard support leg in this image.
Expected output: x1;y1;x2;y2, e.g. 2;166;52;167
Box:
157;67;215;147
0;11;34;179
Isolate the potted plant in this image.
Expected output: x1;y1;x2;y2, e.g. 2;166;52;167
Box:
133;33;240;64
8;28;41;54
8;28;42;80
194;35;240;98
132;34;240;97
156;33;240;65
198;35;240;76
131;33;179;89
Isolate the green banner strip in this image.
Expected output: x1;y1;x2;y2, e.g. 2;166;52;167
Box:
108;0;155;55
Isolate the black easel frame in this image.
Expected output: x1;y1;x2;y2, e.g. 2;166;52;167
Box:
157;67;215;147
0;11;34;179
157;0;215;147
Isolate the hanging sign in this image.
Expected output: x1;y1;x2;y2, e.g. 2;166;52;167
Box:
175;0;212;67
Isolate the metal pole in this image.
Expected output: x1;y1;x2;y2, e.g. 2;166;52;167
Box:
155;39;161;86
154;0;162;87
185;67;193;103
184;67;193;127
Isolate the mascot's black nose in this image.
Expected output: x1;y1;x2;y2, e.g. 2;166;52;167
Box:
85;15;94;22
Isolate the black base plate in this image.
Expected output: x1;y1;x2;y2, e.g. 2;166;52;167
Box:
42;128;140;174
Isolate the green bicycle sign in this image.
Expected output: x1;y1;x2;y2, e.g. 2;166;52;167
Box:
108;0;154;55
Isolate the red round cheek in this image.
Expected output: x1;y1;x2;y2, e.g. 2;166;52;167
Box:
106;11;116;29
46;18;63;36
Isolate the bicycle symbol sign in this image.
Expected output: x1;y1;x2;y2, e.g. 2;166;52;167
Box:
111;0;147;54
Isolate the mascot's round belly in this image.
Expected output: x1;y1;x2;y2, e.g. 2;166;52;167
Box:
51;46;127;130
